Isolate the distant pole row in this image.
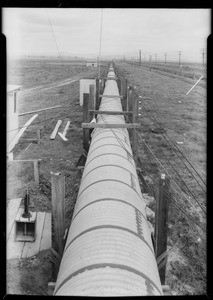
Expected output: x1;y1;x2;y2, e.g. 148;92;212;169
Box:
123;49;206;66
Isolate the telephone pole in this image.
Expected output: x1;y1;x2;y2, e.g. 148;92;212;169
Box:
200;48;205;67
155;54;157;63
139;50;141;66
164;53;167;64
178;51;182;66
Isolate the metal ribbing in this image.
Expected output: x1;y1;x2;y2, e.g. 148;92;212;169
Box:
54;64;163;296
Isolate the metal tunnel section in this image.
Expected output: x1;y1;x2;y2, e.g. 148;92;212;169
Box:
54;64;163;296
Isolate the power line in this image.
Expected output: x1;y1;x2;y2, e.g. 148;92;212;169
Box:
178;51;182;66
200;48;205;67
99;114;206;235
98;8;104;80
45;9;63;62
164;53;167;64
136;94;206;190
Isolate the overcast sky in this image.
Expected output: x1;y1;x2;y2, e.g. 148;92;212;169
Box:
2;8;211;62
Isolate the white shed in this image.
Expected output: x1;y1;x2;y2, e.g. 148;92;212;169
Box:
7;85;22;149
86;62;98;67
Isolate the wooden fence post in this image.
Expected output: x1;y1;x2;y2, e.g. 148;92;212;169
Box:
83;93;90;153
33;159;39;185
51;172;65;257
122;79;128;113
132;90;138;160
154;173;170;285
89;84;95;120
44;110;47;127
95;78;100;111
37;129;41;144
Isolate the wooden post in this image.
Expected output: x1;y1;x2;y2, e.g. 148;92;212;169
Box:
83;93;90;153
154;173;170;285
44;110;47;127
95;78;100;111
131;90;138;160
51;172;65;257
117;78;121;94
128;86;133;117
89;84;95;120
122;79;128;113
37;129;41;144
33;159;39;185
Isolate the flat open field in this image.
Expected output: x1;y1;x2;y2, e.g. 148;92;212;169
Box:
6;58;206;295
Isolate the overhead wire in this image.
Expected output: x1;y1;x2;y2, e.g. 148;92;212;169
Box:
121;105;206;216
135;89;206;189
136;95;206;191
98;9;104;81
99;114;206;235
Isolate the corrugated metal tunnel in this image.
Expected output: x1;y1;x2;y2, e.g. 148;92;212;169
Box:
54;64;163;296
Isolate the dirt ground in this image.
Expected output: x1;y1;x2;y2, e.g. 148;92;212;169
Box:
6;59;108;295
6;250;52;295
6;59;206;295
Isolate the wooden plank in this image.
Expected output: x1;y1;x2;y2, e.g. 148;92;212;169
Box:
18;105;61;116
89;84;95;120
155;174;170;285
40;213;51;251
131;91;137;160
82;123;140;129
7;198;22;241
21;212;46;258
8;114;38;152
7;159;42;163
99;94;123;99
89;110;132;115
34;160;39;185
58;132;68;141
37;129;41;144
62;121;71;137
51;172;65;257
50;120;62;140
83;93;90;153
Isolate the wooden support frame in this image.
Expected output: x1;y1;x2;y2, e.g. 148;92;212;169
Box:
89;110;132;116
51;172;65;258
50;120;62;140
82;123;140;129
89;84;95;120
99;95;123;99
8;114;38;153
83;93;90;153
155;173;170;285
122;78;128;113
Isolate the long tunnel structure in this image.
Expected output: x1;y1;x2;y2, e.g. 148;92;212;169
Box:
54;64;163;296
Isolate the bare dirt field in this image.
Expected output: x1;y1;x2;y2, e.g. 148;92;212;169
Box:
116;61;206;295
6;58;206;295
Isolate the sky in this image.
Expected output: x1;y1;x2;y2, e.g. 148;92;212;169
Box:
2;8;211;62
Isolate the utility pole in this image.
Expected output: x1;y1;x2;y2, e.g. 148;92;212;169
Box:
155;54;157;63
124;55;125;62
178;51;182;66
139;50;141;66
200;48;205;67
164;53;167;64
149;55;152;63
